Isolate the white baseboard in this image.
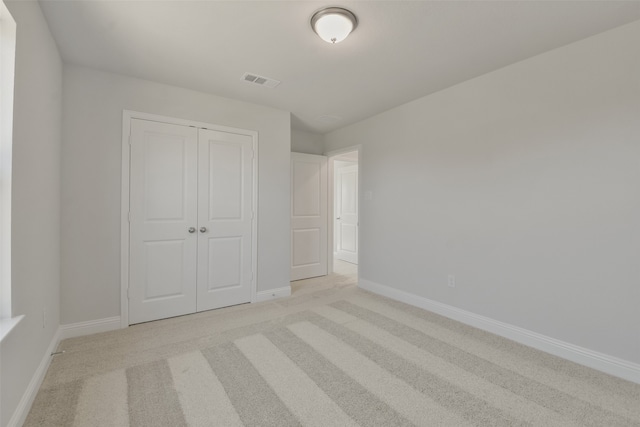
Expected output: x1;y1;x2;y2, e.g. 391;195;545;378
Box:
8;327;61;427
254;286;291;303
60;316;122;340
359;278;640;384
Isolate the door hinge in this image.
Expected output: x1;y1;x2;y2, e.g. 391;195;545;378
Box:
128;212;131;222
126;288;129;299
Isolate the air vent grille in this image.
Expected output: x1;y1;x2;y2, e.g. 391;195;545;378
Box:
241;72;280;88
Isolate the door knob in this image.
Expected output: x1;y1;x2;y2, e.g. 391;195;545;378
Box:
188;227;196;233
336;217;341;220
199;227;207;233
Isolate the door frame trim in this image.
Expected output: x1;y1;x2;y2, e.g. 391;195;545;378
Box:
325;145;361;275
120;110;259;328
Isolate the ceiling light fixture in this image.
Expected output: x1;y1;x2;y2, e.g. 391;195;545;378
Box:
311;7;358;44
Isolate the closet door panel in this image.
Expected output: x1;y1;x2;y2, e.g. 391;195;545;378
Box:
197;128;254;311
206;236;242;290
208;141;243;220
129;119;198;324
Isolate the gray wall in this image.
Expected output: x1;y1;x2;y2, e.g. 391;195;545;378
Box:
61;65;291;324
1;1;62;425
291;129;324;155
325;21;640;364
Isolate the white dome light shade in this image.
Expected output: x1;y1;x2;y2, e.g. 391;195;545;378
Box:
311;7;358;44
314;14;352;43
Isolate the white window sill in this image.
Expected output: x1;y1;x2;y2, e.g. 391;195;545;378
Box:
0;315;24;343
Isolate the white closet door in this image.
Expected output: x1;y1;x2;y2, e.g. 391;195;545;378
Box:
336;164;358;264
290;153;328;281
196;128;254;311
129;119;198;324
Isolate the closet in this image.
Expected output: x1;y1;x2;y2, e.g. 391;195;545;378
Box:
127;118;255;324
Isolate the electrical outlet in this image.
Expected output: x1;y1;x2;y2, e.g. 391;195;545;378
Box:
447;274;455;288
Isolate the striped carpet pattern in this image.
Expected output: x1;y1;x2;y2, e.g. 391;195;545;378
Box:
26;270;640;426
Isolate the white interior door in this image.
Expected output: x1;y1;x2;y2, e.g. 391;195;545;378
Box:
291;153;328;281
129;119;198;324
196;128;254;311
336;164;358;264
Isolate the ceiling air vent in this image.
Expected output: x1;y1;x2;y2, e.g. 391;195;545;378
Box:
241;72;281;88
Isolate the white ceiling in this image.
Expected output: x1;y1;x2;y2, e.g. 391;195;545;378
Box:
38;1;640;134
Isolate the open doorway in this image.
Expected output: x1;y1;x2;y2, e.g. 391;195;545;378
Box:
327;147;360;278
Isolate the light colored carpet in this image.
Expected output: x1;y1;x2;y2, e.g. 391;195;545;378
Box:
25;264;640;426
